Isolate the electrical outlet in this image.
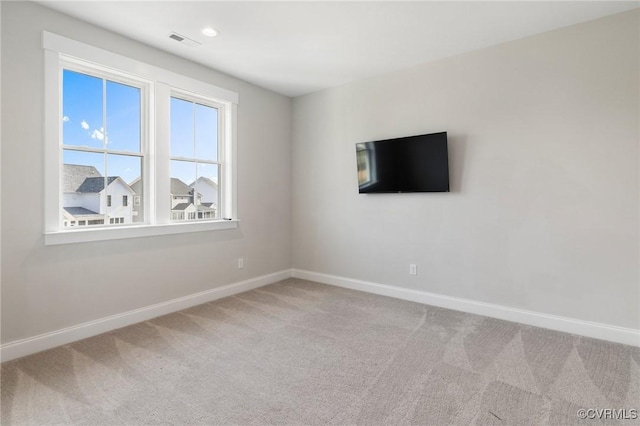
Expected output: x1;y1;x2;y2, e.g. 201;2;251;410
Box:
409;264;417;276
238;258;244;269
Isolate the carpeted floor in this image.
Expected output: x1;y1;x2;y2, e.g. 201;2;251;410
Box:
1;278;639;425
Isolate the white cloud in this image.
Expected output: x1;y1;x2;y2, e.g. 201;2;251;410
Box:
90;129;104;141
90;127;109;144
62;116;70;123
80;120;89;130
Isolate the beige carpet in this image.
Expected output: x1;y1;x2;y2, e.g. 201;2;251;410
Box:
1;278;639;425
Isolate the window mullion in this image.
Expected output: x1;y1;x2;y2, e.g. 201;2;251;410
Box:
102;78;108;225
193;102;198;218
143;81;153;225
154;83;171;225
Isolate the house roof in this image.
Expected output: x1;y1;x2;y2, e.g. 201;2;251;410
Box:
129;177;142;193
171;178;192;196
172;203;192;211
63;164;102;193
172;203;215;212
63;207;100;216
77;177;118;193
190;176;218;189
64;164;134;194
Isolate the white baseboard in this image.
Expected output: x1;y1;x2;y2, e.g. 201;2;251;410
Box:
0;269;293;363
292;269;640;347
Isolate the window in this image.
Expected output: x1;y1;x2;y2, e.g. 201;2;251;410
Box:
61;66;142;229
170;95;221;222
44;32;238;245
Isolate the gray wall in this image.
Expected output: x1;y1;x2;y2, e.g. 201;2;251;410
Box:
1;1;292;343
292;10;639;329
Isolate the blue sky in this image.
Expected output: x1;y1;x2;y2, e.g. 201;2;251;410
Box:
170;97;219;185
63;69;219;186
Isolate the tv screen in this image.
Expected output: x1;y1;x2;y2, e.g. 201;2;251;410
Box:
356;131;449;193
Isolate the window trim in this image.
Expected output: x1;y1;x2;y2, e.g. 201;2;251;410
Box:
169;90;225;223
43;31;239;246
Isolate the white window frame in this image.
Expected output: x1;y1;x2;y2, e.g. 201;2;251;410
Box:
60;57;150;226
43;32;239;245
169;89;225;223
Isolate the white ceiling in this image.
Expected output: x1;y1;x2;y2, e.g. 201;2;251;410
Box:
37;1;638;97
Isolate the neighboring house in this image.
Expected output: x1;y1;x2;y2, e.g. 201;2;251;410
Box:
196;204;216;219
170;178;198;209
190;177;218;216
63;164;135;227
171;202;197;221
170;177;215;220
189;177;218;219
128;177;217;222
129;177;143;223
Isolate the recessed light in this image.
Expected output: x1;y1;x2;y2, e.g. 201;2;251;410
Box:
202;27;218;37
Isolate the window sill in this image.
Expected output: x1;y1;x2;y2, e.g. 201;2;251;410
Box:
44;219;240;246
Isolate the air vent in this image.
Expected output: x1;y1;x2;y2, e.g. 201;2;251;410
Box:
168;32;201;47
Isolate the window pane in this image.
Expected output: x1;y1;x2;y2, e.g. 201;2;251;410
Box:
170;160;196;221
195;163;219;219
170;97;194;158
107;154;142;224
195;103;218;161
62;70;104;149
106;80;141;153
62;150;106;228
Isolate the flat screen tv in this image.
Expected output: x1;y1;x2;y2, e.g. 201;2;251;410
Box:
356;131;449;193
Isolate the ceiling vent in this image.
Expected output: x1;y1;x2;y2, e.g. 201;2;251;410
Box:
168;32;201;48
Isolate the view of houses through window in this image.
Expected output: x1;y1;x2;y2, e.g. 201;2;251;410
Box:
170;96;221;222
61;69;220;228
